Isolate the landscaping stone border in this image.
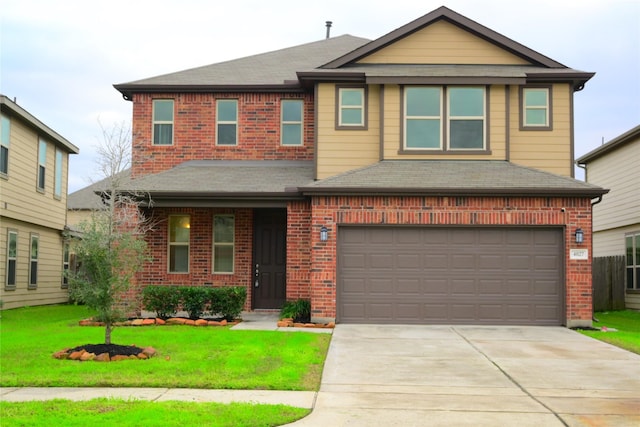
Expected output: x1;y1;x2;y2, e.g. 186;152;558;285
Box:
78;318;240;327
53;346;157;362
277;318;335;329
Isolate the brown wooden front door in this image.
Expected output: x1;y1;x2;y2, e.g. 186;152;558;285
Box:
253;209;287;309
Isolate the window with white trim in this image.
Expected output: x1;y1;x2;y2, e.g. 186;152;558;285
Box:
62;243;69;288
404;86;485;151
281;100;303;146
54;148;63;198
213;215;234;274
1;114;10;176
37;139;47;191
29;234;39;288
337;87;366;128
5;230;17;289
216;99;238;145
522;87;551;129
169;215;190;273
153;99;174;145
626;232;640;290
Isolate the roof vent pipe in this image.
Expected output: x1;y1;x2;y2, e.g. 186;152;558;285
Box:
325;21;332;39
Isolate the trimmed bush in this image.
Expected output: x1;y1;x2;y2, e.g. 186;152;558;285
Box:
280;299;311;323
142;286;180;319
178;287;209;319
209;286;247;321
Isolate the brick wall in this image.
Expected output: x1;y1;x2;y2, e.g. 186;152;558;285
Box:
131;93;314;178
286;200;312;300
309;195;594;326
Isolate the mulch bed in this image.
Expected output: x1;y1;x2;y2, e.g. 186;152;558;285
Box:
53;343;156;362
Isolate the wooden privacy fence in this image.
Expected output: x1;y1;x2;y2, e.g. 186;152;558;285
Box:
592;256;626;311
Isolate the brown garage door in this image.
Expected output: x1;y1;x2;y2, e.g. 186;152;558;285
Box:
338;227;564;325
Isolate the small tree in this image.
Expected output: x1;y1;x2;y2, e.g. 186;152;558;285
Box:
68;120;151;345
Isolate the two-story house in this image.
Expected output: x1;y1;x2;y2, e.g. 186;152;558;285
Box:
0;95;79;309
577;125;640;311
113;7;605;327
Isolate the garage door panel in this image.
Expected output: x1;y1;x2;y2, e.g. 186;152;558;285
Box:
338;227;564;325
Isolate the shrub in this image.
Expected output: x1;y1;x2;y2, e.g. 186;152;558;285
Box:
178;287;209;319
209;286;247;321
142;286;180;319
280;299;311;323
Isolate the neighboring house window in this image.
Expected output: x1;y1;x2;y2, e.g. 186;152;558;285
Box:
404;86;486;151
521;86;552;130
37;139;47;191
216;99;238;145
54;148;63;198
5;230;17;289
153;99;174;145
169;215;190;273
626;233;640;290
281;100;303;146
336;87;367;129
29;234;39;288
1;114;9;176
62;243;70;288
213;215;234;274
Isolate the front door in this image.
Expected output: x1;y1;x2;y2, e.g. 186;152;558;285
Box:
253;209;287;309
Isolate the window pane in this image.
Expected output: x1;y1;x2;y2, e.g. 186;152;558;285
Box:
526;109;547;126
627;268;634;289
214;216;234;243
449;88;483;116
38;165;45;189
170;246;189;273
8;233;17;257
341;109;363;125
627;236;634;265
214;245;234;273
31;237;38;258
282;124;302;146
170;216;190;243
1;146;7;174
154;123;173;145
39;140;47;165
217;124;237;145
1;115;9;146
282;100;302;121
55;150;63;196
636;236;640;265
450;120;484;149
406;119;440;149
406;87;440;116
30;261;37;285
217;100;237;121
8;260;16;286
525;89;547;107
153;100;173;121
341;89;363;106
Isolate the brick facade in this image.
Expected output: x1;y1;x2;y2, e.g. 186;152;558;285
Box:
131;93;314;178
309;195;594;327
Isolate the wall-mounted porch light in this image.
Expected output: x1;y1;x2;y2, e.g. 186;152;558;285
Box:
575;228;584;244
320;226;328;242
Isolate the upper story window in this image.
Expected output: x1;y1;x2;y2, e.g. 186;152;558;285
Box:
404;86;486;151
213;215;234;274
29;233;39;289
54;148;63;198
169;215;190;273
37;139;47;191
336;87;367;129
281;100;303;146
216;99;238;146
5;229;17;290
627;232;640;290
153;99;174;145
1;114;10;176
521;87;552;130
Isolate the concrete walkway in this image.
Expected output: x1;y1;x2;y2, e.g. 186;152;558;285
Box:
2;316;640;427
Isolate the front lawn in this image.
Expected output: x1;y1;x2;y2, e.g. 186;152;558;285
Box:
0;304;330;390
0;398;308;427
578;310;640;354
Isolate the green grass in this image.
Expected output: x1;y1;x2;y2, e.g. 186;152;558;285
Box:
0;304;330;390
0;398;309;427
578;310;640;354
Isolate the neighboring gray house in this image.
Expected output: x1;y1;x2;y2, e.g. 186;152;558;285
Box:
577;125;640;310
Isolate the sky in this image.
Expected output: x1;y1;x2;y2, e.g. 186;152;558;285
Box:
2;0;639;192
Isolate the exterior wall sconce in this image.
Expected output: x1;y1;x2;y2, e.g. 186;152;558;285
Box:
575;228;584;244
320;226;328;242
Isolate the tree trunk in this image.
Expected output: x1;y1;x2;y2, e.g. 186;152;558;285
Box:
105;323;112;345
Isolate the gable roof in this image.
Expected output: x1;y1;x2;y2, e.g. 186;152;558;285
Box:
322;6;565;69
114;35;370;99
67;169;132;210
0;95;79;154
576;124;640;164
300;160;607;197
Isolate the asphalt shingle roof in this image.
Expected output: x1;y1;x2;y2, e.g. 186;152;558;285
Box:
67;169;132;209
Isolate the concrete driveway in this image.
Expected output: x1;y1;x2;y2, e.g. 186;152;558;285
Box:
291;325;640;426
